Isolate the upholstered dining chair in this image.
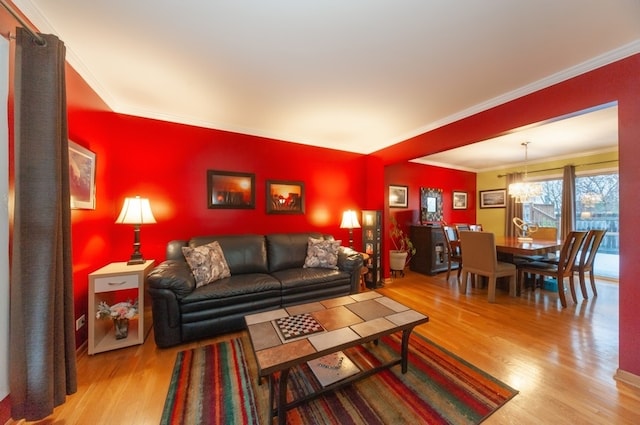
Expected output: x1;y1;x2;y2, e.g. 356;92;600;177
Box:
459;231;517;303
517;230;587;308
455;223;470;234
572;229;607;299
442;225;462;282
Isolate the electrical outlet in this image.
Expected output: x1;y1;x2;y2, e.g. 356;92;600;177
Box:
75;314;86;331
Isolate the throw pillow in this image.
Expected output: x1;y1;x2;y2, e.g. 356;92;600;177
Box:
182;241;231;287
303;237;341;269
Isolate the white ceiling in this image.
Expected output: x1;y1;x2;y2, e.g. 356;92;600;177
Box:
12;0;640;165
413;103;619;172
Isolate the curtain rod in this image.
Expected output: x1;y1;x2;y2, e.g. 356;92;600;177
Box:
497;159;618;178
0;0;45;45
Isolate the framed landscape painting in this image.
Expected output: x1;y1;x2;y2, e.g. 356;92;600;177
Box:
207;170;255;209
266;180;305;214
389;185;408;208
68;141;96;209
479;189;507;208
453;191;467;210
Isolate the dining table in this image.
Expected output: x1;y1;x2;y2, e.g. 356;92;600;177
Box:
494;236;562;261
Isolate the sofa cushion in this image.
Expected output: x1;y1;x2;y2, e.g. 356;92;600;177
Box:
272;267;350;289
190;234;268;274
180;273;281;306
303;237;341;269
267;232;323;272
182;241;231;287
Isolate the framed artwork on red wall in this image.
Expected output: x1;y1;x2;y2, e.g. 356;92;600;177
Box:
453;191;467;209
266;180;305;214
207;170;255;209
68;140;96;210
389;185;408;208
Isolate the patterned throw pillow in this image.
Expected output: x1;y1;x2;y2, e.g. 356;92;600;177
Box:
303;237;342;269
182;241;231;287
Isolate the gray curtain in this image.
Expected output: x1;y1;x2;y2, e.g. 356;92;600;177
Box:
504;172;524;237
561;165;576;239
10;28;77;421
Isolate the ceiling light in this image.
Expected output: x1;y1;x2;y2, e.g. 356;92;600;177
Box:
508;142;542;204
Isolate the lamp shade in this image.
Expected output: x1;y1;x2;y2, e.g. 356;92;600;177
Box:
339;210;361;229
115;196;157;225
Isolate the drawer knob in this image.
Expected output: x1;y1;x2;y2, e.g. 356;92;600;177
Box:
107;281;127;286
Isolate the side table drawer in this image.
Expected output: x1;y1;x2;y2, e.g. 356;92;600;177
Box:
94;274;139;293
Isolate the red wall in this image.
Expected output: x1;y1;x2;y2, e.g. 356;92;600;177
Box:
382;162;476;270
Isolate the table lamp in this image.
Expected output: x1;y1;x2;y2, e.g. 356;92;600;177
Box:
116;196;157;265
339;210;361;249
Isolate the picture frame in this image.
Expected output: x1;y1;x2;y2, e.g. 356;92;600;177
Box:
479;189;507;208
389;185;408;208
207;170;255;209
420;187;443;222
452;191;468;210
68;140;96;210
266;180;305;214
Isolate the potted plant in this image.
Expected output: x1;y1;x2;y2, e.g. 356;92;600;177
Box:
389;216;416;271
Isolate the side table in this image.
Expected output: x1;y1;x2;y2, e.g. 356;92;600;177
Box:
88;260;155;354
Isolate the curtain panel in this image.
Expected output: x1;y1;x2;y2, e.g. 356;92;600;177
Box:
10;28;77;421
561;165;576;239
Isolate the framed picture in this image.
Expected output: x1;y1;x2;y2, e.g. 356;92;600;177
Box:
479;189;507;208
389;185;408;208
266;180;305;214
68;141;96;209
207;170;255;209
453;191;468;210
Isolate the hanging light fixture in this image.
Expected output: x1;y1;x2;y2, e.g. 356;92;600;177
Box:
508;142;542;203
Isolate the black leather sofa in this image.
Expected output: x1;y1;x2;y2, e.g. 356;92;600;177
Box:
147;232;363;348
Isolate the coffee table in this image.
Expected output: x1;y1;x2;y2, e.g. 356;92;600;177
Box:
244;291;429;425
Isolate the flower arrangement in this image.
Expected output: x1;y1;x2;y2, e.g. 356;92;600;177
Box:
96;299;138;321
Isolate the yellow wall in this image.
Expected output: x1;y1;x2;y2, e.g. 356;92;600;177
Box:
476;150;618;236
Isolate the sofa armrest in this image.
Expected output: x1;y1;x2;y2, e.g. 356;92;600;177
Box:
147;259;195;298
338;247;364;293
147;260;196;348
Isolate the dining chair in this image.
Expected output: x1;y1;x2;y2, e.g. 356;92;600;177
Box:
533;226;558;240
459;231;516;303
517;231;587;308
516;226;559;263
572;229;607;298
442;225;462;282
455;224;470;234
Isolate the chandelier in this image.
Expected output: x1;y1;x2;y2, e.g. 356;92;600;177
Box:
508;142;542;203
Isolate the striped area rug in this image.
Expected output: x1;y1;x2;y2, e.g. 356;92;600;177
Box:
161;333;517;424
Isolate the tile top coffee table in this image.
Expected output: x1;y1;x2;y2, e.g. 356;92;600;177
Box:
244;291;429;425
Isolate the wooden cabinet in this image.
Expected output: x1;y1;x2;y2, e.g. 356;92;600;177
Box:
410;225;449;275
88;260;155;354
362;210;383;288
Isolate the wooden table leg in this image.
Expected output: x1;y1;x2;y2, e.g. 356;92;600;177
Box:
277;368;290;425
401;327;414;374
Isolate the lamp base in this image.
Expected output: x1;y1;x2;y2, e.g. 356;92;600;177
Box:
127;258;145;265
127;251;145;265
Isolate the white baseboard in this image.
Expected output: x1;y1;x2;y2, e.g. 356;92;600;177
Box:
614;368;640;389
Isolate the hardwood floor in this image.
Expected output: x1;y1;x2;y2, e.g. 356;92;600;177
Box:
11;271;640;424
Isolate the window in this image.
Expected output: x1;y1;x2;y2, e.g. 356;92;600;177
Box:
522;171;618;278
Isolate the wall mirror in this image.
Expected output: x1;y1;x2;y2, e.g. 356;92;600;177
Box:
420;187;443;223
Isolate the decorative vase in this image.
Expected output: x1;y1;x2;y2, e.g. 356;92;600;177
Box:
113;318;129;340
389;250;408;271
